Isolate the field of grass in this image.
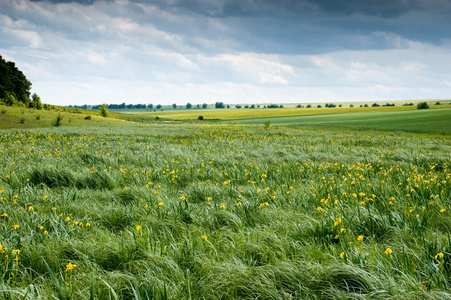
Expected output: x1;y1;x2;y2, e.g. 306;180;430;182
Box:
234;107;451;134
120;104;451;122
1;122;450;299
0;105;127;129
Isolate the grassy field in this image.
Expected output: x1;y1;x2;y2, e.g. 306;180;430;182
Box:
0;120;450;299
233;107;451;134
120;104;451;123
0;105;127;129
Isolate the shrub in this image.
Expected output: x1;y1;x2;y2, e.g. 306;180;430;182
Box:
84;115;91;120
19;117;25;124
36;115;40;120
52;114;63;127
1;109;6;114
99;103;109;117
417;102;429;109
198;116;204;120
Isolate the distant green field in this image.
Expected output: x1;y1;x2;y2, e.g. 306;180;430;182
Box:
231;108;451;134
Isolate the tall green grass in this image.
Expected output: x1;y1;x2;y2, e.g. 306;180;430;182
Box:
0;123;450;299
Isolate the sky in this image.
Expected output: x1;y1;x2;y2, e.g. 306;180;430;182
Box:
1;0;450;106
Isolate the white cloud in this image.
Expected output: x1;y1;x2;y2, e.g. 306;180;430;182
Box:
201;53;293;84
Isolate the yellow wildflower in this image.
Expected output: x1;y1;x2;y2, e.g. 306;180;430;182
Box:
435;252;444;259
201;235;207;241
357;235;364;242
385;248;393;255
65;262;77;272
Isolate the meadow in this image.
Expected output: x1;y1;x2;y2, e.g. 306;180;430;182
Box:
0;119;450;299
233;108;451;134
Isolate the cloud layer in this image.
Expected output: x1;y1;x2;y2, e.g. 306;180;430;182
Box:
1;0;450;105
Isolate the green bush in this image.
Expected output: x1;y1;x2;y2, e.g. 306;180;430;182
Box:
52;114;63;127
417;102;430;109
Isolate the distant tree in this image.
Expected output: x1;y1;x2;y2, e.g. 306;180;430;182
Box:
306;104;312;108
52;114;63;127
417;102;429;109
202;103;208;109
227;104;230;109
250;104;255;109
317;105;322;108
156;104;162;109
364;104;369;107
339;104;342;107
350;104;354;107
31;93;43;110
198;115;204;120
215;102;225;108
172;103;177;109
148;104;153;109
186;102;192;109
435;101;441;105
99;103;109;117
372;103;380;107
235;104;242;109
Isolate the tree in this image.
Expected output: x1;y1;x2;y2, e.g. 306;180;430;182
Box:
186;102;192;109
0;54;32;106
99;103;109;117
4;92;20;106
202;103;208;109
215;102;225;108
31;93;43;110
172;103;177;109
417;102;429;109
